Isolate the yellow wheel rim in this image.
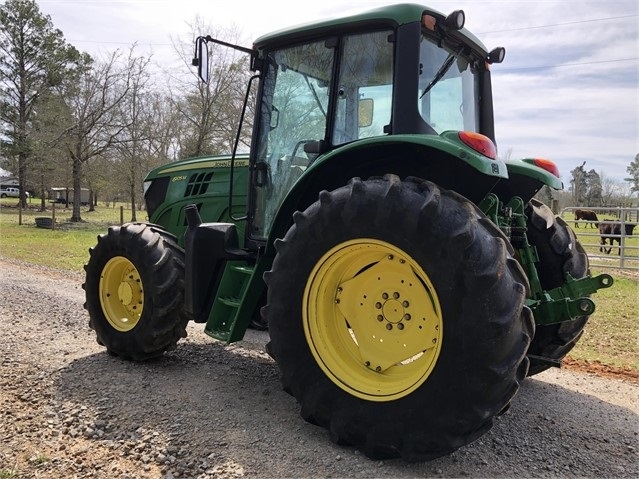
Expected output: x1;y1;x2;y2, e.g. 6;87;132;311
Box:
303;239;443;402
99;256;144;332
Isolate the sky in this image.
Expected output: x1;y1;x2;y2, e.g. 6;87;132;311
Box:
34;0;639;184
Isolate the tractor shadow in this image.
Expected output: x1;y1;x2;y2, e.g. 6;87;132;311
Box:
55;338;639;477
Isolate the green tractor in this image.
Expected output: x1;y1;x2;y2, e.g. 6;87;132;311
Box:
83;3;613;462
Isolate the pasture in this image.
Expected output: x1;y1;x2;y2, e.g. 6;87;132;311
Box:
0;198;637;373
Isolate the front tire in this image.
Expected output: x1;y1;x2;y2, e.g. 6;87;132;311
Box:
83;223;188;360
264;175;533;461
525;199;590;376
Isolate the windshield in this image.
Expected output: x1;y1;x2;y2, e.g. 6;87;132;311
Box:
418;35;479;133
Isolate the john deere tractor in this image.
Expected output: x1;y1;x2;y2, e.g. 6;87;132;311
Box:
84;3;613;462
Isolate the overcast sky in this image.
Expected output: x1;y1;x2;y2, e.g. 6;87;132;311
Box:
36;0;638;183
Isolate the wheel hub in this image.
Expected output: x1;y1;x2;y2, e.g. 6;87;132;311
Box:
99;256;144;332
380;294;406;325
304;239;443;401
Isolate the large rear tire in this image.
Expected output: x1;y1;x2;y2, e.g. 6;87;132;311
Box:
83;223;188;360
264;175;533;461
525;199;590;376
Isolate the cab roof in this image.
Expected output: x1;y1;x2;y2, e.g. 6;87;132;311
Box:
252;3;488;55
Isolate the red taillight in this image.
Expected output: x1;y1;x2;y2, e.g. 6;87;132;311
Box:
528;158;560;178
458;131;497;159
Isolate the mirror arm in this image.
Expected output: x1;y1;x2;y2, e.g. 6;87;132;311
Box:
201;35;256;56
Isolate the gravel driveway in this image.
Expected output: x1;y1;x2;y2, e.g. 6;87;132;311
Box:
0;257;637;478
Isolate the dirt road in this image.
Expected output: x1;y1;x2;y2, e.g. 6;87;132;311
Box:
0;257;637;478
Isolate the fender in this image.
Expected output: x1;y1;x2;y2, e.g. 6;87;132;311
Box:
265;133;508;255
495;158;564;204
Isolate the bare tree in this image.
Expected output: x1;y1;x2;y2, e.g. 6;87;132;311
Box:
111;50;155;221
63;51;137;222
168;20;254;159
600;171;624;206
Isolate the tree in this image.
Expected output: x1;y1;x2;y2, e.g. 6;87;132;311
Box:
570;162;587;205
113;49;154;221
168;21;253;158
0;0;82;207
569;162;603;207
626;153;639;196
62;51;136;221
584;169;602;206
29;91;73;210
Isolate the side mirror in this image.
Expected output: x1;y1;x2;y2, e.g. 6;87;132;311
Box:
359;98;374;128
192;36;210;83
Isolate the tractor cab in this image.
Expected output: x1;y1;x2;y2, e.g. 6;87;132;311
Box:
193;4;506;244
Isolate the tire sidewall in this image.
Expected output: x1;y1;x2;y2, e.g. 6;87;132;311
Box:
84;223;185;358
267;177;528;445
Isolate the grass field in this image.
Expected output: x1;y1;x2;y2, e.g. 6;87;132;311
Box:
1;198;637;374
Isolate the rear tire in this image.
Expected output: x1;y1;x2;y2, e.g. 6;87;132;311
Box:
264;175;533;461
83;223;187;360
525;199;590;376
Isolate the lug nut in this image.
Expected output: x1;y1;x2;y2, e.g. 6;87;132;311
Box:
386;323;393;330
377;315;384;321
382;292;389;300
397;323;404;330
393;292;400;299
375;302;382;309
402;300;409;307
404;314;411;320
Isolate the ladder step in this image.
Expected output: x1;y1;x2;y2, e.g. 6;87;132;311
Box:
219;296;241;307
231;265;254;275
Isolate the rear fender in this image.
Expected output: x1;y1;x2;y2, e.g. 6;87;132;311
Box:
494;159;564;204
264;134;507;256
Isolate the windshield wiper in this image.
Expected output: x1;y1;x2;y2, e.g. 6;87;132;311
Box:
304;75;327;119
420;47;463;99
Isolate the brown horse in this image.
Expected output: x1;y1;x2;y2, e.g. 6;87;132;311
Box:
574;209;599;228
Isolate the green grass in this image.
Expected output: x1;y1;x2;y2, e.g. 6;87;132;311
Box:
0;199;141;271
1;199;637;374
568;271;638;371
0;468;18;479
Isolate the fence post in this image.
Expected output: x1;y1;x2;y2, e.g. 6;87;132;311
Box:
120;206;124;225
